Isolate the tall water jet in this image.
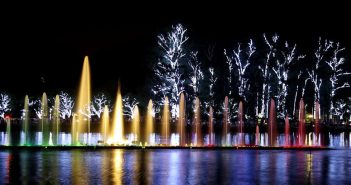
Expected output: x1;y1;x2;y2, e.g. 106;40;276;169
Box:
284;115;290;146
238;101;244;145
208;106;214;145
111;83;124;145
193;97;202;146
101;105;109;143
73;56;91;145
145;100;154;145
314;101;320;146
161;97;170;145
298;98;305;146
268;98;277;147
41;92;49;146
5;117;11;146
23;95;30;146
132;105;140;143
255;124;260;146
222;96;230;146
52;95;60;145
178;93;186;146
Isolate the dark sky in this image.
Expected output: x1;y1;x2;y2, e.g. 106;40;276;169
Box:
1;2;350;99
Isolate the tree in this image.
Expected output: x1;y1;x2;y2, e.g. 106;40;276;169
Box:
224;39;256;101
307;38;333;106
325;42;351;117
272;40;305;118
188;51;204;101
123;96;139;120
152;24;189;119
59;92;74;119
91;93;111;118
0;93;11;119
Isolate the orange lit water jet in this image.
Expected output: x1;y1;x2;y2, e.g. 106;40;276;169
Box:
132;105;140;142
161;97;170;145
111;83;124;145
145;100;154;145
101;105;109;143
178;93;186;146
72;56;91;145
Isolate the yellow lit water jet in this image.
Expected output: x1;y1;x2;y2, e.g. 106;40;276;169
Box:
53;95;60;145
193;97;202;146
161;97;170;145
145;100;154;145
178;93;186;146
41;92;49;146
101;105;109;143
111;83;124;145
72;56;91;145
132;105;140;142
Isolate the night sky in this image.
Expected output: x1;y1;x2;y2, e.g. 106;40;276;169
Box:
1;3;350;100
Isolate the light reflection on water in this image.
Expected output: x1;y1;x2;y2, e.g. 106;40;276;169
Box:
2;131;351;148
1;149;351;184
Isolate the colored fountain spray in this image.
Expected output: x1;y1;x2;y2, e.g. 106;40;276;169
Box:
208;106;214;145
52;95;60;145
111;83;124;145
298;98;305;146
23;95;30;146
161;97;170;145
314;101;321;146
268;98;277;147
284;115;290;146
101;105;109;143
145;100;154;145
222;96;230;146
72;56;91;145
178;93;186;146
132;105;140;143
193;97;202;146
5;117;11;146
238;101;244;146
41;92;49;146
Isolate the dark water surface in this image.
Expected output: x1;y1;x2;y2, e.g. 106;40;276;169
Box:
1;149;351;184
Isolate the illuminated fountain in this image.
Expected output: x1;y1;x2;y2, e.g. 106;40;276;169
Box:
72;56;91;145
178;93;186;146
5;117;11;146
284;115;290;146
222;96;230;146
111;83;124;145
193;97;202;146
52;95;60;145
161;97;170;145
145;100;154;145
314;101;321;146
41;92;49;146
268;98;277;147
255;124;260;146
23;95;30;146
298;98;305;146
238;101;244;146
208;106;214;145
131;105;140;143
101;105;109;143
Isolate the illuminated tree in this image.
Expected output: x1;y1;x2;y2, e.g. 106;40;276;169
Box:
91;93;111;118
325;42;351;117
59;92;74;119
0;93;11;119
188;51;204;100
152;24;188;118
224;39;256;101
307;38;333;105
123;96;139;120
